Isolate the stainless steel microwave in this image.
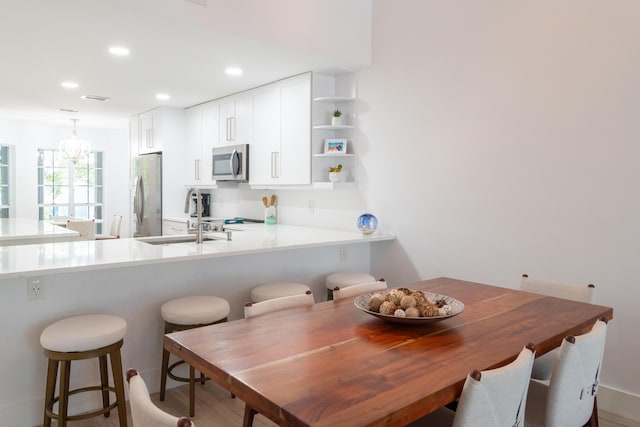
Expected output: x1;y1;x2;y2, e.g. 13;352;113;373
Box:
212;144;248;182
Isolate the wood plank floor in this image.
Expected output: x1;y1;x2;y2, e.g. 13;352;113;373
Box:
55;381;639;427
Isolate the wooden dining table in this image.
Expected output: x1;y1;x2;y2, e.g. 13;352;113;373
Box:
164;277;613;427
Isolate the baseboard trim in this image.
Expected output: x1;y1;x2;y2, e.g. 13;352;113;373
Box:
599;384;640;423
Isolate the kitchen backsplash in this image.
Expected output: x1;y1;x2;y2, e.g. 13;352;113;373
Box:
211;187;368;231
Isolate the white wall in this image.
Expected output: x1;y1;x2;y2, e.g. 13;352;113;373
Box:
359;0;640;419
0;118;130;236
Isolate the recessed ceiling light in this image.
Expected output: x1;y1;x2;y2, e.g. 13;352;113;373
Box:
156;93;170;100
109;46;130;56
225;67;243;76
61;81;79;89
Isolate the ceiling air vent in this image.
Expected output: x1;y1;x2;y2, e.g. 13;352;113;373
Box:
81;95;110;102
59;108;79;113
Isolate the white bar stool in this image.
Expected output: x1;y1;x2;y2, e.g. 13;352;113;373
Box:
325;272;376;300
159;295;231;417
250;282;312;303
40;314;128;427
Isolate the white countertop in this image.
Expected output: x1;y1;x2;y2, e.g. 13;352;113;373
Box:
0;218;79;245
0;223;394;279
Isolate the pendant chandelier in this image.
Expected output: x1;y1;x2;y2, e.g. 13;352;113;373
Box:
59;119;90;164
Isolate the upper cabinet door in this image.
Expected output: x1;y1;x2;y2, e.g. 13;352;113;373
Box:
278;73;311;185
249;83;280;186
218;96;234;146
139;109;162;154
184;106;202;186
201;101;219;184
234;92;252;146
217;94;252;146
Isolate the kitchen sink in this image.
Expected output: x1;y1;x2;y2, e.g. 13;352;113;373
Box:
136;234;224;245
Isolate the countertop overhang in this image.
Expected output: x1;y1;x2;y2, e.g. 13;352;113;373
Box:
0;223;394;280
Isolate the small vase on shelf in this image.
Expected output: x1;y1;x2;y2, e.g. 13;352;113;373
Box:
328;164;343;182
329;171;343;182
331;109;343;126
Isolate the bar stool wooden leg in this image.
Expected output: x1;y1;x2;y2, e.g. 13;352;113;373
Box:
59;360;71;427
43;358;58;427
99;354;110;416
160;347;170;401
189;364;196;417
110;346;127;427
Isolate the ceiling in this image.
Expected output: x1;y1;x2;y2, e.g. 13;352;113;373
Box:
0;0;360;129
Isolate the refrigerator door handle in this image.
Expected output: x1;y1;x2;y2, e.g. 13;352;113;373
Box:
135;175;144;226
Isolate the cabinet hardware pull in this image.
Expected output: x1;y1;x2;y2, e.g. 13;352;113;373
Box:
195;159;200;180
230;117;235;141
271;152;279;178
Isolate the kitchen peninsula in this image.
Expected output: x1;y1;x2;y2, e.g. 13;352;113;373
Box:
0;218;78;246
0;222;393;425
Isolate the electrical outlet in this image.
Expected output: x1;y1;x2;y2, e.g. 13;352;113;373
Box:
339;246;348;263
307;200;315;214
27;277;44;300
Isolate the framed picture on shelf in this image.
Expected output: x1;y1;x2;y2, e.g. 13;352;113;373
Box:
324;138;347;154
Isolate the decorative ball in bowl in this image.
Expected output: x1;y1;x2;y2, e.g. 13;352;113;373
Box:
357;213;378;235
354;288;464;324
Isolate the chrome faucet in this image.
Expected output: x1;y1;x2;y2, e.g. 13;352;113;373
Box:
184;187;204;244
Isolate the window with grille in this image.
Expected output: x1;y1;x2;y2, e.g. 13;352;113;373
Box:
37;149;104;232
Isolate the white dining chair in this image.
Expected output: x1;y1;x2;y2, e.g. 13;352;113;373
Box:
520;274;595;380
332;280;387;300
66;218;96;240
242;290;314;426
96;214;123;240
244;290;314;319
524;319;608;427
409;343;536;427
127;369;194;427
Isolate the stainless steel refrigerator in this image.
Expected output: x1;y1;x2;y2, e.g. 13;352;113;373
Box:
132;153;162;237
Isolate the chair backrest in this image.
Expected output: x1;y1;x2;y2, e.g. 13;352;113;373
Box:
244;291;314;319
332;280;388;300
520;274;595;303
109;214;123;237
452;343;536;427
544;319;608;427
127;369;194;427
66;219;95;240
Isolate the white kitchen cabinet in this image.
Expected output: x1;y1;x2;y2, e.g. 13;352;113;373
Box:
138;109;161;154
185;102;218;186
184;105;202;186
278;73;311;185
162;219;187;235
311;71;357;188
249;73;311;186
249;83;280;186
217;93;251;147
200;101;219;184
131;107;183;155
